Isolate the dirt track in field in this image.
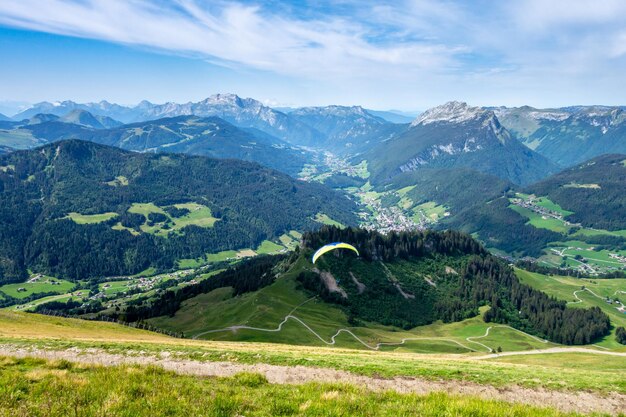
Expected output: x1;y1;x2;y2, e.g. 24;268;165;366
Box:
1;345;625;415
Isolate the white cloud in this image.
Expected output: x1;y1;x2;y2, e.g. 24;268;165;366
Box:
0;0;463;79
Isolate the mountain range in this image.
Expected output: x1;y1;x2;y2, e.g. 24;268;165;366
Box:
2;95;625;265
10;95;626;172
19;115;311;175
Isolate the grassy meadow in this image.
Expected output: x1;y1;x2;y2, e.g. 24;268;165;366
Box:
0;278;74;299
0;356;586;417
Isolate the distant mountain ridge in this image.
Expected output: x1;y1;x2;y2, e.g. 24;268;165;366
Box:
6;112;313;175
13;97;626;167
14;95;324;146
14;95;404;151
494;105;626;166
289;105;404;153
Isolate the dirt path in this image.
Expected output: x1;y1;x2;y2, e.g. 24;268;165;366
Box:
474;346;626;359
0;345;624;416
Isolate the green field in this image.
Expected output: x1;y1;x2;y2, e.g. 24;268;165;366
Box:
8;293;75;311
178;250;239;269
66;212;118;224
533;196;574;216
509;204;572;234
99;280;133;295
177;239;288;269
314;213;345;228
256;240;286;255
411;201;448;223
127;202;218;236
0;277;74;299
572;227;626;238
1;310;626;397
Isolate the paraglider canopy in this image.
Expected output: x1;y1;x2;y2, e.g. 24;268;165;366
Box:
312;242;359;264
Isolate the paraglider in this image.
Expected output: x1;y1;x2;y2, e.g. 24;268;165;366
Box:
312;242;359;264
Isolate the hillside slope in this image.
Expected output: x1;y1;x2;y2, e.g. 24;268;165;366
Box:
108;227;613;347
0;140;357;283
526;154;626;230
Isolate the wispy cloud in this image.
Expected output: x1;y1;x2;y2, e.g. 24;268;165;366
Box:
0;0;625;108
0;0;465;79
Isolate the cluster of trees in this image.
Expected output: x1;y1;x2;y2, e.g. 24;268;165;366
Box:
120;255;283;321
617;327;626;345
302;226;485;262
469;257;610;344
0;140;356;283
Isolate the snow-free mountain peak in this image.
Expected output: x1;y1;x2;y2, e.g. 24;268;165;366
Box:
412;101;489;126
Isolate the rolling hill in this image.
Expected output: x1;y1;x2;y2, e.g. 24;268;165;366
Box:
59;109;122;129
0;140;357;284
365;102;558;185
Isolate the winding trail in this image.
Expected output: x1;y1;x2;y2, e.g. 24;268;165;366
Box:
194;299;553;354
568;286;617;304
474;346;626;359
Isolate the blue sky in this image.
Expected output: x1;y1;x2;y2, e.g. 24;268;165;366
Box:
1;0;626;114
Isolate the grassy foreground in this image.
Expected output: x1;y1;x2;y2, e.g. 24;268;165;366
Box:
0;356;582;417
1;311;626;394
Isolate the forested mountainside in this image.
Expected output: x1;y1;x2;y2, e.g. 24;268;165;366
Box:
365;102;557;186
0;140;357;284
387;168;512;213
298;227;610;344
